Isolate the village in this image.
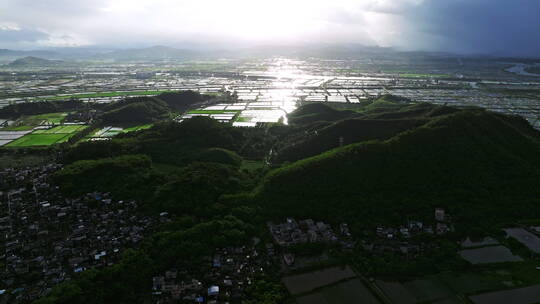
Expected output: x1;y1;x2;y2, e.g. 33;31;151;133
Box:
151;244;273;304
0;165;159;302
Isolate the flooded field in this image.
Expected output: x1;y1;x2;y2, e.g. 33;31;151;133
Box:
282;266;355;295
2;57;540;129
470;284;540;304
297;279;380;304
459;246;523;264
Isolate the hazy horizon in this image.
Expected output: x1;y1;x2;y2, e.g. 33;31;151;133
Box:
1;0;540;57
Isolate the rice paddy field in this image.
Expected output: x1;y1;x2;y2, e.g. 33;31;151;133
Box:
42;90;174;101
459;245;523;264
282;266;356;295
375;258;540;304
296;279;381;304
5;124;87;147
85;124;153;141
469;284;540;304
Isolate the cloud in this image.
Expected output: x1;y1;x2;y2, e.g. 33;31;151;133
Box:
0;26;51;49
0;0;538;56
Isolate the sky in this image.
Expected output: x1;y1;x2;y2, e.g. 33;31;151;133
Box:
1;0;539;56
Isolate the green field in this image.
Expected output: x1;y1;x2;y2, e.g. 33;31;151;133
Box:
6;124;87;147
29;112;67;124
84;124;153;141
235;116;256;122
42;90;174;101
5;112;67;129
121;124;153;133
33;125;87;134
6;134;71;147
0;125;34;131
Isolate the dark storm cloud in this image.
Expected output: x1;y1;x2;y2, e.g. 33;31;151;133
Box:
0;0;539;56
406;0;540;56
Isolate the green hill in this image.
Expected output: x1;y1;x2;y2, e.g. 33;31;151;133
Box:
100;97;171;124
276;118;428;162
288;103;359;125
8;56;63;67
255;109;540;228
276;102;460;162
157;90;208;112
64;117;245;166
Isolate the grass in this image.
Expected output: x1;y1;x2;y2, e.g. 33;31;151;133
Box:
6;133;71;147
235;116;255;123
9;112;68;128
1;113;68;132
30;112;67;124
0;125;34;131
5;123;87;147
122;124;153;133
84;124;153;141
240;160;265;171
33;125;87;134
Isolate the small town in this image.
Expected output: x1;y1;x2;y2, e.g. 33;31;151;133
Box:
151;244;272;304
0;165;158;302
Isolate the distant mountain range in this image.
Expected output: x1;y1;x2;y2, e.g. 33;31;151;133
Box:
7;56;64;67
0;49;60;60
94;45;198;61
1;45;539;62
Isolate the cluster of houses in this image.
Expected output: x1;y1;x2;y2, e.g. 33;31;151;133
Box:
151;245;272;303
362;208;453;258
268;218;346;246
0;165;158;302
267;218;354;266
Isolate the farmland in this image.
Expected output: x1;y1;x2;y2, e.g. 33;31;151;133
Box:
6;134;69;147
282;266;356;295
0;112;67;132
85;124;153;141
42;90;174;101
32;125;87;134
6;124;87;147
375;259;540;304
297;279;380;304
469;284;540;304
459;246;523;264
504;228;540;253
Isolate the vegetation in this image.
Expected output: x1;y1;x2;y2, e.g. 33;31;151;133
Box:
288;103;359;125
196;147;242;166
100;97;170;124
24;96;540;303
256;109;540;232
0;101;82;119
8;56;63;67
